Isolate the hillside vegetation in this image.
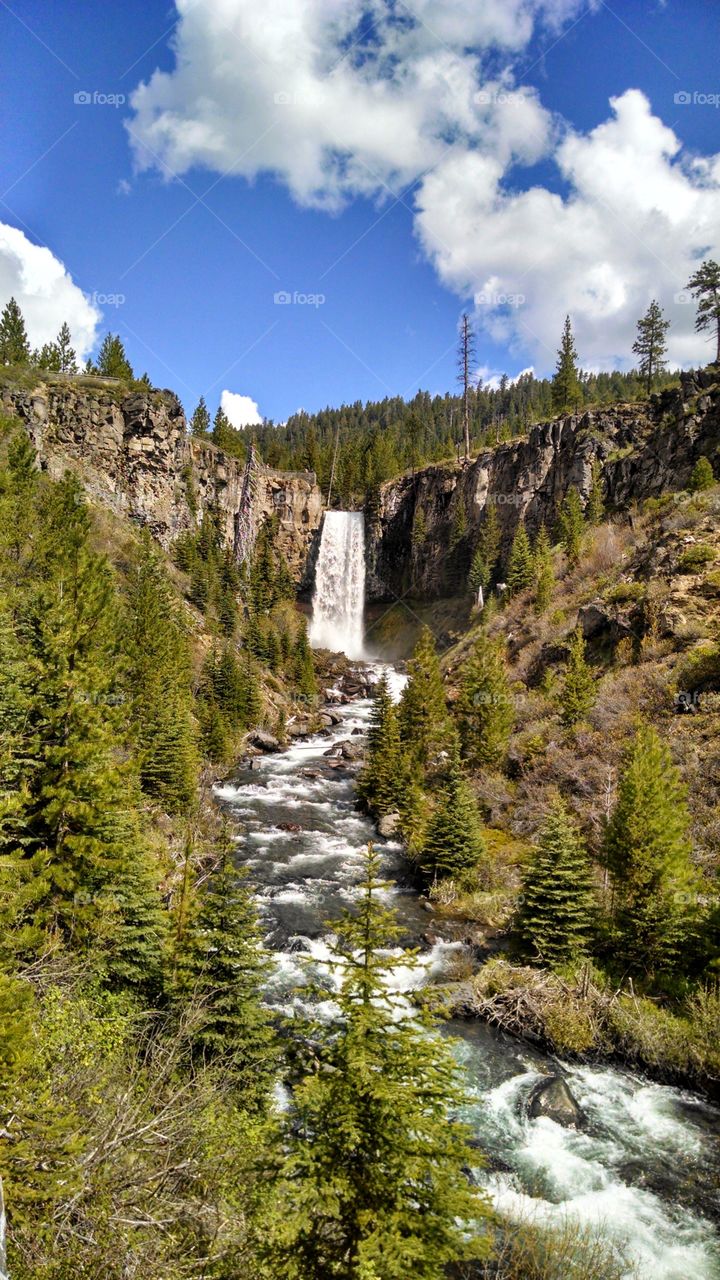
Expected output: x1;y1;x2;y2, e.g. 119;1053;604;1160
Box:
360;454;720;1091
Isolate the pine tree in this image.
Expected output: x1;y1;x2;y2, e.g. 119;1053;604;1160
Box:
457;633;514;769
198;689;231;764
398;627;454;774
551;315;581;414
212;405;246;459
190;396;211;438
686;259;720;364
516;796;594;967
293;623;317;700
96;333;133;380
586;461;605;525
261;846;491;1278
175;848;275;1107
604;724;697;975
533;522;555;614
0;476;165;982
55;322;78;374
632;300;669;392
449;495;468;550
468;502;500;600
419;744;486;884
689;456;714;492
33;341;60;371
558;487;585;565
0;297;31;365
126;533;198;813
560;627;595;727
358;676;405;816
0;431;37;563
507;523;534;595
457;313;476;460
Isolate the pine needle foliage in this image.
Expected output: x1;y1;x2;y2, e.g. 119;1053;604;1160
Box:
516;796;595;967
261;846;492;1279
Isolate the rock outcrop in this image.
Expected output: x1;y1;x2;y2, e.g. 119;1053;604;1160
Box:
366;368;720;601
527;1075;585;1128
0;375;324;587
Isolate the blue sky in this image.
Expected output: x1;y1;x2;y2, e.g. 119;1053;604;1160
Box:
1;0;719;424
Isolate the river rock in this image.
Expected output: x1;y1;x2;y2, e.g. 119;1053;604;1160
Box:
377;811;400;837
276;822;302;833
319;710;342;727
527;1075;584;1128
247;729;282;753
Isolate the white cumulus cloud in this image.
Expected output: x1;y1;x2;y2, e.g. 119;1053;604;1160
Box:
0;223;100;359
221;389;263;427
127;1;720;371
415;90;720;370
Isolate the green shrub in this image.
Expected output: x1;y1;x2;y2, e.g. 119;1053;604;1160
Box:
605;580;645;604
676;641;720;690
675;543;717;574
689;456;715;492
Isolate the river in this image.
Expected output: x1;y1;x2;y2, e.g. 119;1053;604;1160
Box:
216;678;720;1280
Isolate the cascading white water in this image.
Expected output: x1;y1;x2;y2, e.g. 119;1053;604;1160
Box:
309;511;366;658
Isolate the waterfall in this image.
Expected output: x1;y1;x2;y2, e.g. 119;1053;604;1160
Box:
309;511;366;658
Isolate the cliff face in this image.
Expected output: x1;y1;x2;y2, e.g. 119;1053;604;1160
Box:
366;368;720;602
1;377;324;587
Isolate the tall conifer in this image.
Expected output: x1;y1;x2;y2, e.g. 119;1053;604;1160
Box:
604;725;696;975
516;796;594;966
457;633;514;769
398;627;454;774
262;846;491;1278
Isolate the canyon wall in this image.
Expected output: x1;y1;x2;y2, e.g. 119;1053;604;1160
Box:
366;368;720;601
0;376;324;587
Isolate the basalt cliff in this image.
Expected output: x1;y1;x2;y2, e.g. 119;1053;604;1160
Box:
3;367;719;602
0;374;324;587
366;367;720;601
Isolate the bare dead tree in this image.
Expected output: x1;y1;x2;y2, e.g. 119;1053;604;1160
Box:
457;313;476;461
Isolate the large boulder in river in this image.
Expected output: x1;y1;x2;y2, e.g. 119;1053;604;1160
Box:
247;729;282;753
377;812;400;837
527;1075;584;1128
